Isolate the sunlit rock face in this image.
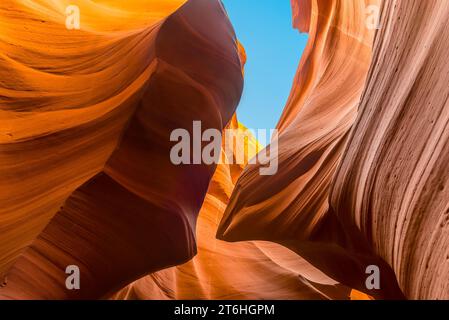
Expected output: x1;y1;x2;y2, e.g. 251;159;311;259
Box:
0;0;242;299
0;0;183;282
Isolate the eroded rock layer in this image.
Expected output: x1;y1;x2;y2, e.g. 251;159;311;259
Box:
1;0;447;301
0;0;242;299
219;0;379;242
113;117;355;300
218;0;449;300
330;0;449;300
217;0;405;299
0;0;183;282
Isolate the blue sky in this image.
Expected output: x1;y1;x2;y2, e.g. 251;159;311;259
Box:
221;0;308;133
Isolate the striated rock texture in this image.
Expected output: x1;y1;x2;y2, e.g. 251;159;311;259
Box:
219;0;380;243
218;0;404;299
112;116;357;300
1;0;448;301
330;0;449;300
0;0;242;299
218;0;449;300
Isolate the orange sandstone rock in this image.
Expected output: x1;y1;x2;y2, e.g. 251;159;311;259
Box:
0;0;242;299
217;0;405;299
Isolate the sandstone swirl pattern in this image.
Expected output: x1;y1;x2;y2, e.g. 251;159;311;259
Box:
113;116;357;300
218;0;448;300
330;0;449;300
218;0;404;299
0;0;243;298
1;0;448;300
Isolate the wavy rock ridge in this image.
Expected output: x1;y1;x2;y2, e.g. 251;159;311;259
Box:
113;116;357;300
219;0;448;300
330;0;449;300
1;0;448;300
218;0;405;299
0;0;242;299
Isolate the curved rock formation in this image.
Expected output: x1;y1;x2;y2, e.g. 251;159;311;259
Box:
219;0;379;242
330;0;449;300
0;0;183;282
217;0;405;299
1;0;447;301
113;117;356;300
0;0;242;299
218;0;449;300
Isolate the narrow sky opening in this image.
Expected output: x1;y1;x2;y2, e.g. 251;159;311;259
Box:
221;0;308;134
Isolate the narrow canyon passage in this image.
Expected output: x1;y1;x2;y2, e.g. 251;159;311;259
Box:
0;0;448;301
